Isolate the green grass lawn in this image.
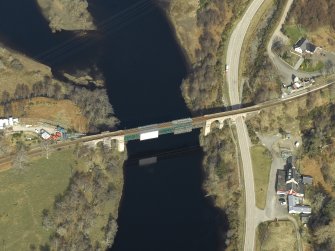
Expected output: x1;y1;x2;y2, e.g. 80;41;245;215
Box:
283;24;307;45
299;59;324;72
0;150;74;251
251;145;272;209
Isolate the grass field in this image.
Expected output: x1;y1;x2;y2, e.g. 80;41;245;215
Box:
0;150;74;251
283;24;307;45
251;145;272;209
256;221;298;251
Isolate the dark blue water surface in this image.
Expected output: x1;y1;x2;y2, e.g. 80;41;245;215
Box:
0;0;227;250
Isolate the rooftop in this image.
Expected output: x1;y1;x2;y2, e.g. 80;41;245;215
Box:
288;195;311;214
294;38;316;53
302;175;313;185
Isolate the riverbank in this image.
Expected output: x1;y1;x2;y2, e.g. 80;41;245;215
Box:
159;1;250;249
0;145;127;250
0;46;59;96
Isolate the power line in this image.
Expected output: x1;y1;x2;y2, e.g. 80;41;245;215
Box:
33;0;154;64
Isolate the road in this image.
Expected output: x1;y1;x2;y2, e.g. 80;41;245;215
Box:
266;0;320;84
226;0;265;104
226;0;267;250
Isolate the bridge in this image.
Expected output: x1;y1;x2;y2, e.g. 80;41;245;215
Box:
83;78;335;152
85;112;247;152
0;78;333;171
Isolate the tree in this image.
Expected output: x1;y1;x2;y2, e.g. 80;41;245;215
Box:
1;90;10;104
314;220;335;246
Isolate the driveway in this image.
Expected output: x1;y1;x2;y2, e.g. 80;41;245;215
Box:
267;0;321;84
258;134;288;219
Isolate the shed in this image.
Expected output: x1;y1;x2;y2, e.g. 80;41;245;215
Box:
301;214;310;224
302;175;313;185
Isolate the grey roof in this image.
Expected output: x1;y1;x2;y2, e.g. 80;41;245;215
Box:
288;195;311;214
286;181;304;195
286;167;301;183
291;205;312;214
288;194;300;207
302;176;313;185
294;38;316;53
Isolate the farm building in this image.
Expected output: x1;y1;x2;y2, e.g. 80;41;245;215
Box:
0;117;19;129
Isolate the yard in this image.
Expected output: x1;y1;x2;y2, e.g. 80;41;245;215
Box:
0;97;88;132
281;51;301;67
0;150;75;251
283;24;307;46
251;145;272;209
299;59;324;72
256;221;298;251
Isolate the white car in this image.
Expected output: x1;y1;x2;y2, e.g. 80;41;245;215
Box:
225;64;229;72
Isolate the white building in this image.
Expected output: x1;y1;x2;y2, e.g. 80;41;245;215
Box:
0;117;19;129
294;38;317;54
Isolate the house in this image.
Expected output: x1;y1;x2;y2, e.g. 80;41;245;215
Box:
302;175;313;185
288;195;311;214
276;166;304;197
294;38;317;54
0;117;19;129
40;129;51;140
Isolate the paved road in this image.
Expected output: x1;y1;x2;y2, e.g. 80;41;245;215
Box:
226;0;266;250
226;0;265;105
267;0;320;84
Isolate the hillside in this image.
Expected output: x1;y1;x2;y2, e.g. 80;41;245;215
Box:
161;0;251;111
289;0;335;31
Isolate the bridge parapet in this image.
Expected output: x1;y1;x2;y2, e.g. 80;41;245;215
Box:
204;114;246;136
84;135;125;152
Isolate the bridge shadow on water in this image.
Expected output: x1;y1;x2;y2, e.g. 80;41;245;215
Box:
111;131;228;251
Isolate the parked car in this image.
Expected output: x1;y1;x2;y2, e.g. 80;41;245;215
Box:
279;198;287;205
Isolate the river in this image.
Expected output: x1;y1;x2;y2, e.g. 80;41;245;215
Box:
0;0;226;250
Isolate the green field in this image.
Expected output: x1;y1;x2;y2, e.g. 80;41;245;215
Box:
251;145;272;209
283;24;307;45
0;150;74;251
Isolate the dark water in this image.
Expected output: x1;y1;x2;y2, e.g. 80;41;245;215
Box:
112;132;227;251
90;0;190;127
0;0;227;250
